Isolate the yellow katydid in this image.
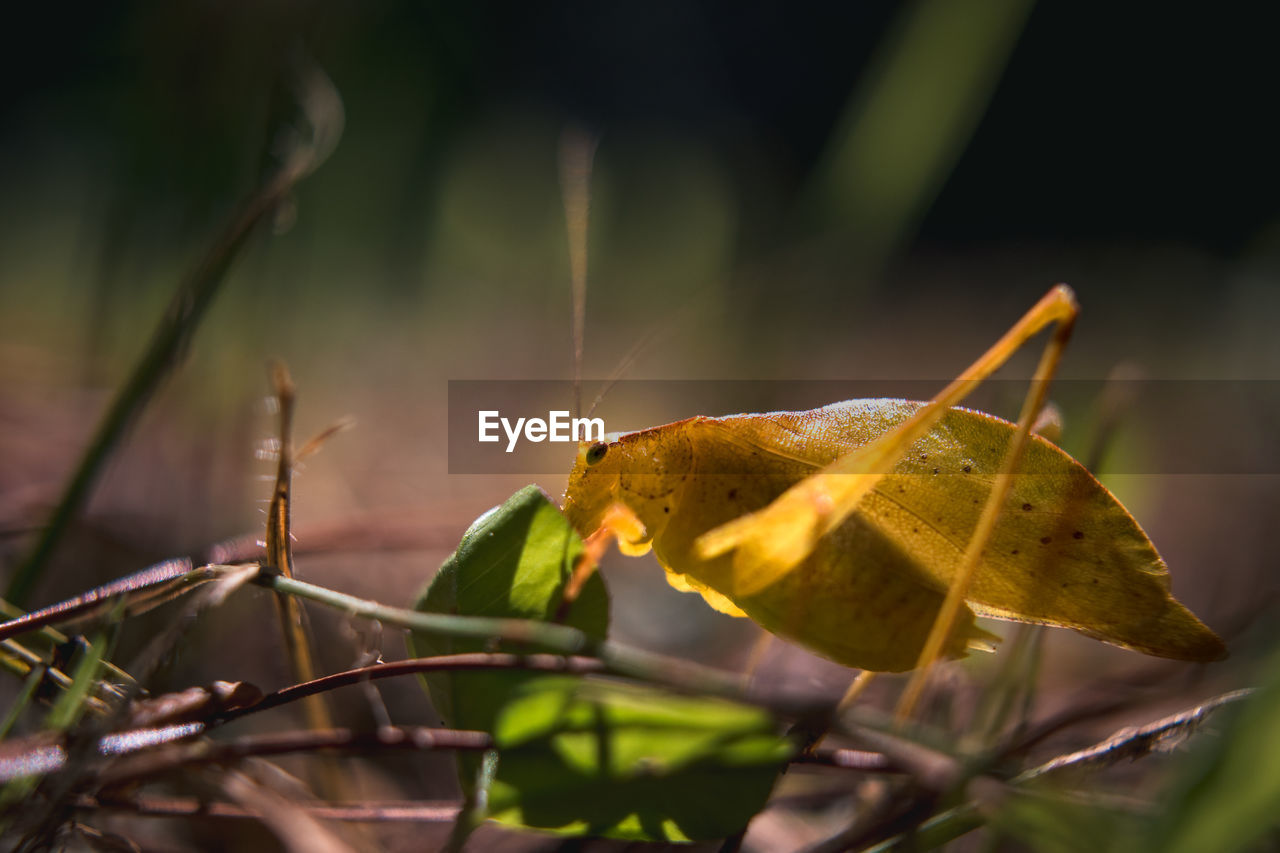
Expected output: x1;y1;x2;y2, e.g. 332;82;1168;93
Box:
552;135;1222;719
560;287;1225;694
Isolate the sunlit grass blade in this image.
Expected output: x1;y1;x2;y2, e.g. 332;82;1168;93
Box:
4;60;343;606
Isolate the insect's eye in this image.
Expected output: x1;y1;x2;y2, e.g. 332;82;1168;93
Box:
585;442;609;465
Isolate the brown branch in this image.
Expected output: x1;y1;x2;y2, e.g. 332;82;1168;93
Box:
221;655;910;773
96;726;493;789
216;653;610;723
205;512;463;564
819;687;1256;853
792;747;895;772
74;793;462;823
997;693;1138;760
1015;687;1253;782
0;559;201;642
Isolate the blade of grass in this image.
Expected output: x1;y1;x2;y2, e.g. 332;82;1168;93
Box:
804;0;1035;271
0;639;113;716
42;621;118;734
0;615;120;832
0;602;136;694
0;663;46;739
4;60;343;606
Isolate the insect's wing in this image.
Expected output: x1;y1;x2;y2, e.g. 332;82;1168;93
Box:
695;401;1223;662
695;401;930;597
648;414;997;672
863;407;1226;661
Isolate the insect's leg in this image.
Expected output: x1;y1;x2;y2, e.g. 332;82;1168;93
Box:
836;670;876;715
786;669;878;757
741;631;774;684
560;503;645;614
697;285;1079;598
895;288;1078;722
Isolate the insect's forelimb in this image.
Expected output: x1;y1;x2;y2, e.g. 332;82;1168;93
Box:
561;504;647;611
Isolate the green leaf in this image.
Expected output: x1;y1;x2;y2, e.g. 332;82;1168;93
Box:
407;482;609;828
408;485;608;730
487;677;792;842
409;485;791;841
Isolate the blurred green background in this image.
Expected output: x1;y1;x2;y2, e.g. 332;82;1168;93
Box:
0;2;1277;848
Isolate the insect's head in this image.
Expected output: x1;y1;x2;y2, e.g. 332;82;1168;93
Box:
563;435;627;537
563;425;693;540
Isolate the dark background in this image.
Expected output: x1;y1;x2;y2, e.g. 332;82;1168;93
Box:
3;4;1274;248
0;4;1275;848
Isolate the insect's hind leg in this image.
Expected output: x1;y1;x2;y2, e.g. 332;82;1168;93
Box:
697;285;1079;602
894;285;1078;722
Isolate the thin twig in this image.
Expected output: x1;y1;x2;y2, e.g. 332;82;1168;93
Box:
996;693;1137;760
859;687;1254;852
219;655;903;770
262;363;338;799
1013;687;1253;782
73;794;462;823
0;560;202;643
204;513;463;564
96;726;492;789
217;654;611;723
255;571;831;715
792;747;894;772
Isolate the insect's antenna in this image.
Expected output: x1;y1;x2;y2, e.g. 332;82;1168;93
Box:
559;125;599;421
586;289;719;419
585;323;664;419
